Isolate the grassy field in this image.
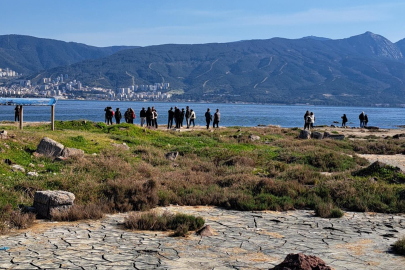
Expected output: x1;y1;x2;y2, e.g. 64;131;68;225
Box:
1;121;405;233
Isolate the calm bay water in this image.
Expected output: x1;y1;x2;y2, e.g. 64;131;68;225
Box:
1;100;404;129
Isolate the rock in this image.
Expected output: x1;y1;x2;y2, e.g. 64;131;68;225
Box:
29;163;35;168
196;225;215;236
365;126;379;130
111;143;130;150
11;164;25;173
36;137;64;158
249;135;261;141
0;130;8;139
61;147;84;158
328;134;345;140
33;190;75;219
37;164;45;168
393;133;405;139
311;131;323;140
330;125;336;128
323;132;330;138
92;153;97;156
165;151;179;161
299;130;311;139
27;171;39;177
271;253;332;270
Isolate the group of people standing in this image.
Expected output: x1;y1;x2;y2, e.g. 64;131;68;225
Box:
341;112;368;127
104;106;221;129
303;110;370;129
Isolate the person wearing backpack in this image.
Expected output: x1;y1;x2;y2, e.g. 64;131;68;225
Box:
104;106;114;125
115;108;122;124
129;108;136;124
190;109;196;127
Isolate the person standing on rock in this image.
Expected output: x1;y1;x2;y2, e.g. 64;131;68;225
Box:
304;111;310;130
140;107;146;127
359;112;365;128
205;108;212;129
168;107;174;129
213;109;220;128
14;106;20;122
341;114;348;127
364;114;368;127
190;109;196;127
115;108;122;124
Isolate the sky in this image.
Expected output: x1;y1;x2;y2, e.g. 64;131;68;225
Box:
1;0;405;47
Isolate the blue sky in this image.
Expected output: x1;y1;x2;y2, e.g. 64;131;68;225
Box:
1;0;405;47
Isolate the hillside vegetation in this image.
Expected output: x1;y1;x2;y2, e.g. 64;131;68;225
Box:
1;122;405;234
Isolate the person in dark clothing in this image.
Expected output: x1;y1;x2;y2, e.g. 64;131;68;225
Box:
140;107;146;127
190;109;196;127
14;106;20;122
174;107;181;128
364;114;368;127
146;107;153;127
168;107;174;129
341;114;348;127
213;109;220;128
115;108;122;124
205;108;212;129
129;108;135;124
180;108;185;127
359;112;365;128
124;108;130;123
303;110;310;130
185;106;191;128
104;107;114;125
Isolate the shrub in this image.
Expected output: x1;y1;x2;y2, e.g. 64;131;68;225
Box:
51;203;109;221
124;211;204;236
314;201;344;218
9;210;36;229
393;237;405;255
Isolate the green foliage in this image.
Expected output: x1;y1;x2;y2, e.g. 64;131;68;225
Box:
393;237;405;255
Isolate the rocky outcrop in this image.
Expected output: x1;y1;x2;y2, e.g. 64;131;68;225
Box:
249;135;261;141
311;132;323;140
0;130;7;139
33;190;75;219
165;151;179;161
196;225;215;236
11;164;25;173
61;147;84;158
271;253;332;270
299;130;311;139
36;137;64;158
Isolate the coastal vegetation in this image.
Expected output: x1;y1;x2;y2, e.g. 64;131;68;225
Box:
1;121;405;234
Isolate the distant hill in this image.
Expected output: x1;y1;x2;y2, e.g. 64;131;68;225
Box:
30;32;405;105
0;35;136;74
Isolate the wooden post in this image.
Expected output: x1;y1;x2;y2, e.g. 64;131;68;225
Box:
19;105;23;130
51;105;55;131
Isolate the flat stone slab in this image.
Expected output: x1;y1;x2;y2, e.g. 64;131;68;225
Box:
358;154;405;172
0;206;405;270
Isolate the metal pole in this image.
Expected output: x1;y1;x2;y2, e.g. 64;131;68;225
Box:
19;105;23;130
51;105;55;131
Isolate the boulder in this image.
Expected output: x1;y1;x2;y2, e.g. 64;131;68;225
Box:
27;171;39;177
393;133;405;139
0;130;7;139
11;164;25;173
299;130;311;139
112;143;130;150
165;151;179;161
311;131;324;140
365;126;379;130
270;253;332;270
36;137;64;158
61;147;84;158
196;225;215;236
249;135;261;141
33;190;75;219
323;132;331;138
328;134;345;140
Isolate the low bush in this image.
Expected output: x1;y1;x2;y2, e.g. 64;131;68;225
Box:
393;237;405;255
51;203;109;221
124;211;204;236
314;201;344;218
9;210;36;229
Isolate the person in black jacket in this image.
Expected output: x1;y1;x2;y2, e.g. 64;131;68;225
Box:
303;110;310;130
185;106;191;128
205;108;212;129
341;114;348;127
14;106;20;122
359;112;365;128
115;108;122;124
104;107;114;125
174;107;181;128
180;108;185;127
364;114;368;127
168;107;174;129
146;107;153;127
213;109;220;128
140;107;146;127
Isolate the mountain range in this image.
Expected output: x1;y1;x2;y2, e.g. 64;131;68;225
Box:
2;33;405;105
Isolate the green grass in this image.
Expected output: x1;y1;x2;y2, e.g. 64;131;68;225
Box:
393;237;405;255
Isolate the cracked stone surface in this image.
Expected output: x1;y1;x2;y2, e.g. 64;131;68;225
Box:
1;206;405;270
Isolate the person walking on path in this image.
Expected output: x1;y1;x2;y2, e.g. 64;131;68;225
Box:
174;107;181;128
310;112;315;129
359;112;365;128
14;106;20;122
140;107;146;127
213;109;220;128
168;107;174;129
153;107;158;128
190;109;196;127
205;108;212;129
364;114;369;127
146;107;152;127
180;108;185;127
185;106;191;128
304;110;310;130
115;108;122;124
341;114;348;127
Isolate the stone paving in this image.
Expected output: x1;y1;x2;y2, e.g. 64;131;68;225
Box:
1;206;405;270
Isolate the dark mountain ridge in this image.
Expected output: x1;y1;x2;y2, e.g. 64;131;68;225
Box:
0;34;136;74
25;32;405;105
